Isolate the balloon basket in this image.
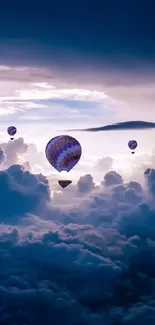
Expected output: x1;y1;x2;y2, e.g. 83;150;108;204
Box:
58;180;72;188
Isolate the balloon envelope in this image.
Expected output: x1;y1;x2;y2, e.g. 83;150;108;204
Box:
7;126;17;137
45;135;82;172
128;140;137;150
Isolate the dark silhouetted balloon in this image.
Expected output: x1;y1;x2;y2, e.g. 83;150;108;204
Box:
45;135;82;172
58;180;72;188
128;140;138;154
7;126;17;140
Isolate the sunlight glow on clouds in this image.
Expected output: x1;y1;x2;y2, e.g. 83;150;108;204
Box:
0;65;111;127
3;86;108;101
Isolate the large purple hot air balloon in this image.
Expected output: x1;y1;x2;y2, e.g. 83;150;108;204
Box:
45;135;82;177
128;140;138;154
7;126;17;140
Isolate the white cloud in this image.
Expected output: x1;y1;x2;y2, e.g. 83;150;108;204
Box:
0;65;111;122
0;100;46;116
0;65;11;71
4;86;108;102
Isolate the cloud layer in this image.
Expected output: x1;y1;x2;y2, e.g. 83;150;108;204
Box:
0;138;155;324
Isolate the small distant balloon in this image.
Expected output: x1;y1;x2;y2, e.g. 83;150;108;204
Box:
128;140;137;154
7;126;17;140
45;135;82;188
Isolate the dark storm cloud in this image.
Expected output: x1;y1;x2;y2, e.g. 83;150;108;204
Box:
68;121;155;132
0;0;154;68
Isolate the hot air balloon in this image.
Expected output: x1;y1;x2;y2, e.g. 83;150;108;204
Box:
7;126;17;140
45;135;82;188
128;140;137;154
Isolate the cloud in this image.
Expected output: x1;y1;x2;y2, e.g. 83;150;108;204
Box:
1;136;155;323
0;164;50;222
0;65;115;128
0;137;28;168
68;120;155;132
0;147;6;165
144;168;155;197
77;174;96;193
94;156;113;172
0;64;155;131
0;137;51;176
0;65;109;116
15;86;108;102
102;170;123;187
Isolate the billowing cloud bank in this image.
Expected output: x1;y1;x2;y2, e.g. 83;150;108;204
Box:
0;140;155;324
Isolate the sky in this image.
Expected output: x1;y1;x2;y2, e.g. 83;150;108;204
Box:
0;0;155;324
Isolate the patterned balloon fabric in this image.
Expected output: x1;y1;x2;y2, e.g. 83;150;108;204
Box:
45;135;82;172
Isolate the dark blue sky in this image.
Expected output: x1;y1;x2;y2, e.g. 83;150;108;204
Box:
0;0;155;67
